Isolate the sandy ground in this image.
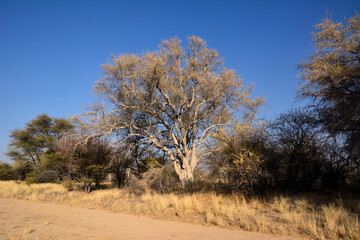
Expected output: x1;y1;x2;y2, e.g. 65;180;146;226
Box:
0;198;301;240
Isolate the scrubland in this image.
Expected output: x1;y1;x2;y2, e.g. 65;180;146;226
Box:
0;181;359;240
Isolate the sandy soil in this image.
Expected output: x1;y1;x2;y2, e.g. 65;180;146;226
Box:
0;198;301;240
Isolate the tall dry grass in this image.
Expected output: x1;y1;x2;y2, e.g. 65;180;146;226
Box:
0;181;359;240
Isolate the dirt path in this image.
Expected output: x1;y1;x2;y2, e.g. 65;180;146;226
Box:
0;198;301;240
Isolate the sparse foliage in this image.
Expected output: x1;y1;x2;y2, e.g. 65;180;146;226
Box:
141;165;180;193
108;145;134;188
297;13;360;170
271;108;325;191
208;124;272;194
84;36;263;187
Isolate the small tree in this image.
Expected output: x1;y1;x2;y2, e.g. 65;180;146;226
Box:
271;108;324;191
85;36;263;187
11;161;33;181
7;114;74;166
109;145;135;188
208;124;272;194
58;137;112;189
0;162;12;180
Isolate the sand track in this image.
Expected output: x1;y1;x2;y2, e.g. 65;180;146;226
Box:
0;198;300;240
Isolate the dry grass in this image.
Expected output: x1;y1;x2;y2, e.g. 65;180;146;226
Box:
1;181;359;240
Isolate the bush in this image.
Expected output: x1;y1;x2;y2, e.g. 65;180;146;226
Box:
25;171;39;184
37;170;59;183
208;125;273;195
184;179;214;193
12;162;33;181
23;169;60;184
0;163;12;180
142;165;180;193
80;177;94;193
126;174;146;195
63;180;75;191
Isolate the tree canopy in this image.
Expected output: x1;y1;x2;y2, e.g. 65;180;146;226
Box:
84;36;264;186
297;14;360;166
7;114;74;165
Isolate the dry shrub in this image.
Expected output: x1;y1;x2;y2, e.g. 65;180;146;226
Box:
24;171;39;184
184;179;214;193
208;125;274;195
125;174;146;195
37;170;59;183
141;165;180;193
63;180;75;191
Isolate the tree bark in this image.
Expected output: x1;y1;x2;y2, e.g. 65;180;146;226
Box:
178;167;194;188
175;153;197;188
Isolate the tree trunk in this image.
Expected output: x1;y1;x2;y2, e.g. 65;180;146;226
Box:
114;168;126;188
175;152;198;188
178;167;194;188
115;171;123;188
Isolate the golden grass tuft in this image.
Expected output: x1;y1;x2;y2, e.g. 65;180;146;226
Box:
271;196;291;213
322;204;360;240
0;180;359;240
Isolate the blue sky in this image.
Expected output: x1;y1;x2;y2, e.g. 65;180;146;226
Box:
1;0;359;163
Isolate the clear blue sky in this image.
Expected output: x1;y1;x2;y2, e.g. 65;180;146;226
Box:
1;0;359;163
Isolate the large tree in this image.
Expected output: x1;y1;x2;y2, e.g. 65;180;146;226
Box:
85;36;263;186
297;14;360;167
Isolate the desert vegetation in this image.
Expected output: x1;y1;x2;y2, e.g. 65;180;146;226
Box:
0;181;359;240
1;13;360;240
